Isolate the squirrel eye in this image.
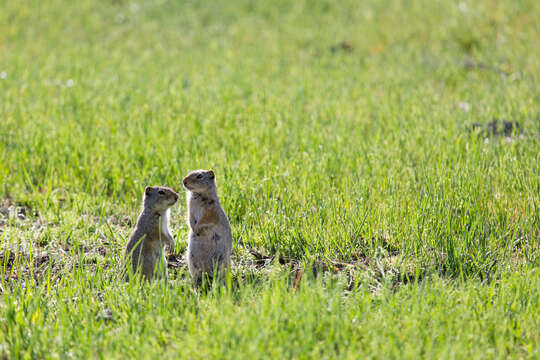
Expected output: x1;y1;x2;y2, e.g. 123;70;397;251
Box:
158;190;165;195
196;174;203;179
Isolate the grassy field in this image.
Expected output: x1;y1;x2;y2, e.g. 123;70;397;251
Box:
1;0;539;358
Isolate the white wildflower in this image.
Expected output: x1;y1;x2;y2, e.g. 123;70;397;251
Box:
458;101;471;112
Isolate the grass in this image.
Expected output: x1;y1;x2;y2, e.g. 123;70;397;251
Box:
0;0;539;358
2;269;539;358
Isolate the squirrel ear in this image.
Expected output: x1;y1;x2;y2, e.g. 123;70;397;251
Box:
145;186;153;195
208;170;215;179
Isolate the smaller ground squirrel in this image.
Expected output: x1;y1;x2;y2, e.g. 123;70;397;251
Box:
125;186;178;280
183;169;232;282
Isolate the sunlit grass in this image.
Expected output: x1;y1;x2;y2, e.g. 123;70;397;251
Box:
0;0;539;358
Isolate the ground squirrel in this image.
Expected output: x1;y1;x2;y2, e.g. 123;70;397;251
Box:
125;186;178;280
183;169;232;282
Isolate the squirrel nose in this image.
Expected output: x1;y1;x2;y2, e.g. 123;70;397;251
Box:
174;193;179;200
183;180;187;186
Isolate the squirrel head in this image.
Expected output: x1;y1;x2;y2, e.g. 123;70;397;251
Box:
143;186;179;212
182;169;216;194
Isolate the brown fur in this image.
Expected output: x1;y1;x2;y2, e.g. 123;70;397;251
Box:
125;186;178;280
183;170;233;282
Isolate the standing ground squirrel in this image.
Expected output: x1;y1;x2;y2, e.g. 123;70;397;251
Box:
183;169;232;282
125;186;179;280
